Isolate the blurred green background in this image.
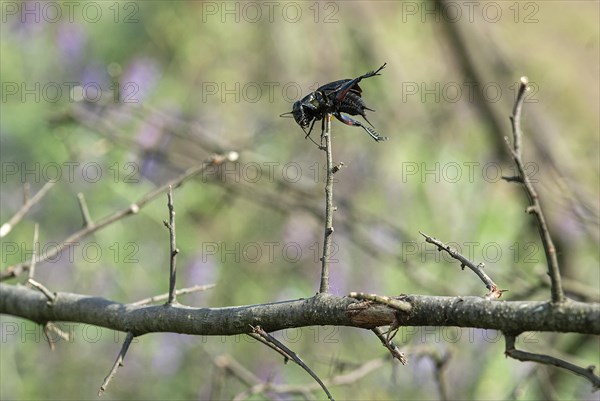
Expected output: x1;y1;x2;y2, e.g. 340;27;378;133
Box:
1;1;598;400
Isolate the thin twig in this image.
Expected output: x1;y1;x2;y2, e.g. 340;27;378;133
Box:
349;292;412;312
0;181;55;238
27;278;56;303
77;192;93;227
1;153;238;281
27;223;39;281
98;332;135;396
419;231;506;299
42;323;57;350
504;334;600;390
42;322;72;350
252;325;335;401
371;327;408;365
23;182;31;203
504;77;565;304
164;186;179;305
320;114;334;293
132;284;215;306
246;332;290;363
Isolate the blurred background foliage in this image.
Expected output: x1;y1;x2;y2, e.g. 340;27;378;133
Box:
1;1;598;400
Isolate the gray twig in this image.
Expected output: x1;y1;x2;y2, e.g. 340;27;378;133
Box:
504;334;599;391
320;114;334;293
164;186;179;305
419;231;506;298
98;332;135;396
504;77;565;304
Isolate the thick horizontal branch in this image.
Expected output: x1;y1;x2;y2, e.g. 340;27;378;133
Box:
1;284;598;335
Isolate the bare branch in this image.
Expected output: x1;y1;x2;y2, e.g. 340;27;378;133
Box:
504;77;565;304
504;334;599;391
0;181;55;238
320;114;334;294
164;186;179;305
4;285;597;335
98;332;135;396
419;231;506;298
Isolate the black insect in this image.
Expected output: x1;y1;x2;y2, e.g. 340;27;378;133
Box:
281;63;387;144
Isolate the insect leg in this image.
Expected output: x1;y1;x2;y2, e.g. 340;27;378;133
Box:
333;112;388;142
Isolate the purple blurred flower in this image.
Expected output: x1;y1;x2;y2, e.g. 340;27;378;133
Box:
56;23;87;62
122;57;161;102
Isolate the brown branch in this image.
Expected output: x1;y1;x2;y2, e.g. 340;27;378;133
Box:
320;114;334;294
131;284;215;306
163;186;179;305
0;181;55;238
1;153;238;281
252;325;334;401
504;77;565;304
98;332;135;396
504;334;599;391
419;231;506;299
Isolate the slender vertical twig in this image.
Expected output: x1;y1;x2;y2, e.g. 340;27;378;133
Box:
164;186;179;304
27;223;39;281
77;193;93;227
505;77;565;304
320;114;334;293
98;332;135;396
